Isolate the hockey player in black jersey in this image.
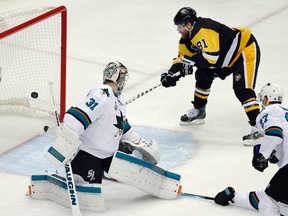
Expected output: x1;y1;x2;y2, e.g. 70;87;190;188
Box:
160;7;261;145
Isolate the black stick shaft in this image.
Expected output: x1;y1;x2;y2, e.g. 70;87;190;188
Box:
181;192;215;201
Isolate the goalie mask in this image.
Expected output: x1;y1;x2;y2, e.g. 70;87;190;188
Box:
258;82;284;103
103;61;129;95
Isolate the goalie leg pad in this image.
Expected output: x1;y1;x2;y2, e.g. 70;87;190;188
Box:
108;151;181;199
28;174;105;212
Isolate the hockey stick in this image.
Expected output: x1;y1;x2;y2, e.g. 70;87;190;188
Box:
126;83;161;105
181;192;215;201
125;71;181;105
48;81;83;216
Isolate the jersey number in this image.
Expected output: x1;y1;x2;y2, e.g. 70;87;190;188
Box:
260;114;268;128
196;39;208;50
85;98;98;110
260;109;288;128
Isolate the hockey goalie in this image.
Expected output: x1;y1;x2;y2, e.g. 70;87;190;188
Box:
31;61;181;212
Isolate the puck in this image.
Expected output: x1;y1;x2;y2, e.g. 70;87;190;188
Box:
31;92;38;99
44;125;49;132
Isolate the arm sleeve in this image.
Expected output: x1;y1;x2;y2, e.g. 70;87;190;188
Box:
233;191;262;211
63;88;108;135
258;111;283;159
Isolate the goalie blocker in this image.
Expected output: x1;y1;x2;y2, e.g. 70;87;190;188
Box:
44;124;81;167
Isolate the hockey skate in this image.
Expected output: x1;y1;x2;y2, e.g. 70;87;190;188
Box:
180;107;206;126
242;126;263;146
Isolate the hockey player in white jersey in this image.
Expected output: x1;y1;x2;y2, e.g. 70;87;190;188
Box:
214;83;288;216
46;61;160;184
37;61;181;210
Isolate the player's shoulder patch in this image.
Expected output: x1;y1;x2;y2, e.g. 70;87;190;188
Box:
88;85;114;103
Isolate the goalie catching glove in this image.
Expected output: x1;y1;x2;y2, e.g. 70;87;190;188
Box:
45;124;81;167
120;130;160;164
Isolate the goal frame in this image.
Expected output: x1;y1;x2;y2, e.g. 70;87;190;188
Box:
0;6;67;121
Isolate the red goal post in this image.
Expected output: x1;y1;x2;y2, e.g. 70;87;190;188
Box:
0;6;67;121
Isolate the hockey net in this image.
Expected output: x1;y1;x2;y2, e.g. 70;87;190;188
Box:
0;6;66;121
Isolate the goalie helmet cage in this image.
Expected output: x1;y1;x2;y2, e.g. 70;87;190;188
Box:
0;6;67;121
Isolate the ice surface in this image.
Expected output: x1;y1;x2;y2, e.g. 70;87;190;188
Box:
0;0;288;215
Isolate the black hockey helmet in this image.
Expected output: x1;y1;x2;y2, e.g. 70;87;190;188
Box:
174;7;197;25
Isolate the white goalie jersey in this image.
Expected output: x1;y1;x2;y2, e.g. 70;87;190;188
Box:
62;84;160;164
63;84;131;159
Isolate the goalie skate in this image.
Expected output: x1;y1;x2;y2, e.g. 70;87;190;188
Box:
180;107;206;126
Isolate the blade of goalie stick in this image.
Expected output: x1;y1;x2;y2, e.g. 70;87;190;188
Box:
48;81;83;216
181;192;214;201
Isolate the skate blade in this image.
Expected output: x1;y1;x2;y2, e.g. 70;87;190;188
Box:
179;119;205;126
243;137;263;146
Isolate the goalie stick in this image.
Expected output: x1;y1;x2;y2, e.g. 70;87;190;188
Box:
125;71;181;105
48;81;83;216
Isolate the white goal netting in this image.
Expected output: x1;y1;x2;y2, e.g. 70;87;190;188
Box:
0;6;66;118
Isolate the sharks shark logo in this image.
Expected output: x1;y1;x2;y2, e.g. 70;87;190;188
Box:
101;88;110;97
113;111;125;137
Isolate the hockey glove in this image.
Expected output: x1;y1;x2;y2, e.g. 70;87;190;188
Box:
121;130;160;164
118;141;134;154
252;144;268;172
180;56;194;76
160;71;180;88
214;187;235;206
268;149;279;164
